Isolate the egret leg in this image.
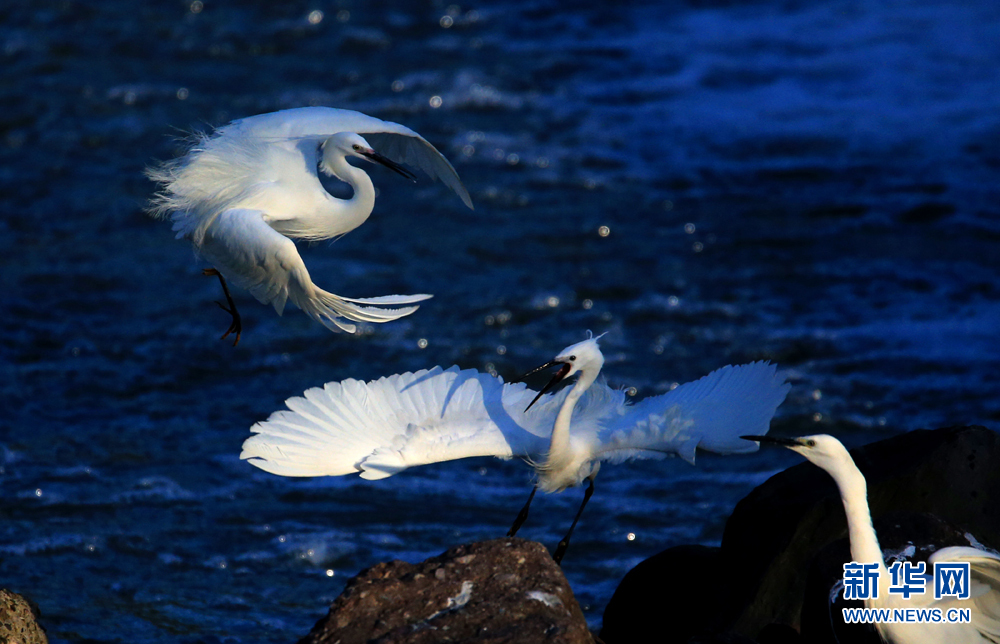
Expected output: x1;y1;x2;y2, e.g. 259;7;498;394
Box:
507;485;538;538
552;478;595;565
203;268;242;346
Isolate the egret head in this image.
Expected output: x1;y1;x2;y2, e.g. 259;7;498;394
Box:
322;132;416;180
741;433;853;474
520;333;607;412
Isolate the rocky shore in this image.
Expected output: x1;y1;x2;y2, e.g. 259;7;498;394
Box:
5;425;996;643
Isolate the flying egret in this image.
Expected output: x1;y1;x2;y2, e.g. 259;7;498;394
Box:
742;434;1000;644
147;106;474;344
241;333;790;562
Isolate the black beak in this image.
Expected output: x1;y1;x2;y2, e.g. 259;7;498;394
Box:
518;361;572;413
360;150;417;181
741;435;804;448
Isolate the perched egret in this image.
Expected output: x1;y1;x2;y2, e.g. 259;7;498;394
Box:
241;333;789;562
743;434;1000;644
147;107;474;344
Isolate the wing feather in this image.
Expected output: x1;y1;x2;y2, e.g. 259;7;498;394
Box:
224;107;473;209
241;367;550;478
595;361;790;465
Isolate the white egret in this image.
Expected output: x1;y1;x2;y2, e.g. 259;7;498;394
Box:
147;107;474;344
241;333;790;562
743;434;1000;644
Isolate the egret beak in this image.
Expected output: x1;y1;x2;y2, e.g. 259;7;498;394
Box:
741;435;805;448
520;361;572;413
359;149;417;181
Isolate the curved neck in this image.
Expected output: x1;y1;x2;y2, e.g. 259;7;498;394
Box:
830;457;888;582
319;155;376;236
548;369;598;459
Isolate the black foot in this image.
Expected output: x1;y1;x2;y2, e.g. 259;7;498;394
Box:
203;268;242;346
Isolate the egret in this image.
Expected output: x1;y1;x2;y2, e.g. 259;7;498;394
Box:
742;434;1000;644
241;333;790;562
147;107;474;344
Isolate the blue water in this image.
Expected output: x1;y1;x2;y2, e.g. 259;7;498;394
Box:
2;0;999;641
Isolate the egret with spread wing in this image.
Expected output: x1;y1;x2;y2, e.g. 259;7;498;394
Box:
743;433;1000;644
241;333;789;561
147;107;473;344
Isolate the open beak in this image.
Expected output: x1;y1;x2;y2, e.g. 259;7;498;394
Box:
360;149;417;181
519;361;572;413
741;435;805;448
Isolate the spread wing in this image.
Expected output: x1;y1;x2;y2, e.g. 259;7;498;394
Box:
594;361;790;465
240;367;552;480
224;106;473;210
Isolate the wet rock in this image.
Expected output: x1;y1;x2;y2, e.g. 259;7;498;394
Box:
0;589;48;644
722;425;1000;637
601;544;722;644
800;512;974;644
298;538;592;644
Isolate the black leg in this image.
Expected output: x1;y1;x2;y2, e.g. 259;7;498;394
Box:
203;268;242;346
507;485;538;538
552;478;595;565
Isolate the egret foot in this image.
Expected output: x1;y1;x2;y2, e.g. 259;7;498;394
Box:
203;268;242;346
552;477;595;565
507;485;538;538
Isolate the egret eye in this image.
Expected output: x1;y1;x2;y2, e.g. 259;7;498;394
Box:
806;439;816;447
569;356;576;361
352;144;361;151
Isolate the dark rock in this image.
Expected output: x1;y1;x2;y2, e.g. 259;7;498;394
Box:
298;538;593;644
800;512;973;644
721;425;1000;637
0;589;48;644
601;544;722;644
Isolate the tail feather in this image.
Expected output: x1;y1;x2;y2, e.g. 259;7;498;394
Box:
292;286;431;333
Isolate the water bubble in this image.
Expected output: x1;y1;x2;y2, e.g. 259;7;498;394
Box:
812;412;823;422
878;417;887;426
391;80;404;92
439;15;454;28
417;338;429;349
308;9;323;24
496;345;506;355
446;4;461;15
667;295;679;307
626;387;638;397
664;200;674;211
478;467;488;476
35;488;42;497
190;0;203;13
506;153;519;166
123;91;136;105
462;144;475;156
584;178;596;190
492;149;505;160
429;96;442;108
336;9;350;21
669;382;679;390
326;569;335;577
466;9;480;21
598;225;610;237
536;157;550;168
627;532;636;541
582;299;593;310
692;242;704;252
484;315;495;326
278;535;287;543
546;296;559;308
812;389;822;401
684;223;695;234
176;87;189;100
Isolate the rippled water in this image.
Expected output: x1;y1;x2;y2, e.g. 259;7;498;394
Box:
3;0;999;641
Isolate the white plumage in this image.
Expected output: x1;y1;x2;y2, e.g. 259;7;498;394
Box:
147;106;473;339
241;335;790;492
744;433;1000;644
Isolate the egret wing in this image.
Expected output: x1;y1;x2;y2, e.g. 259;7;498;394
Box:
241;367;551;480
927;547;1000;638
594;362;790;465
225;106;473;209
